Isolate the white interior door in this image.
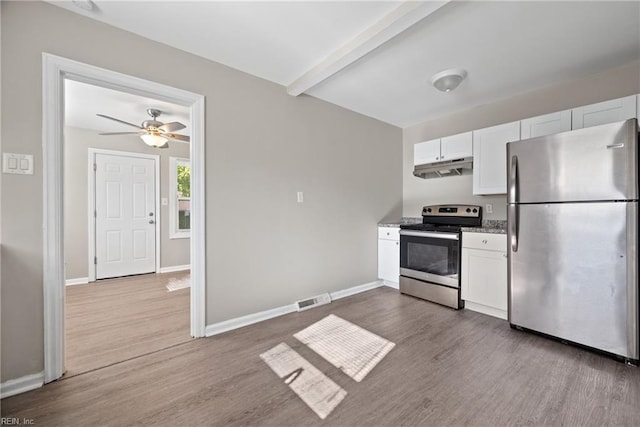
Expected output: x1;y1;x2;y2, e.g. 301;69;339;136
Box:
95;153;156;279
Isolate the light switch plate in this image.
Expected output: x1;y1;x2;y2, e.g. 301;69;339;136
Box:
3;153;34;175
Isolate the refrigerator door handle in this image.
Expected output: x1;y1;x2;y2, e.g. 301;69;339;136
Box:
509;204;519;252
509;155;519;252
509;155;518;203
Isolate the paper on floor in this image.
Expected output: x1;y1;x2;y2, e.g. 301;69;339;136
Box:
293;314;395;382
260;342;347;420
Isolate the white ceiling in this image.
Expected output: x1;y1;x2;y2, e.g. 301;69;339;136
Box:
65;79;190;136
307;1;640;126
52;1;640;128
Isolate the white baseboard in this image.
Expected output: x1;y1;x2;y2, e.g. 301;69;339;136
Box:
329;280;384;300
382;280;399;290
159;264;191;274
65;277;89;286
205;280;384;337
206;303;298;337
67;266;190;284
464;301;508;320
1;372;44;399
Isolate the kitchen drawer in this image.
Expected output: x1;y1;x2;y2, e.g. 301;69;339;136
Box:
378;226;400;241
462;232;506;251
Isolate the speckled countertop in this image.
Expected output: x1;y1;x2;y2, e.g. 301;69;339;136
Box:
461;220;507;234
377;217;421;227
378;218;507;234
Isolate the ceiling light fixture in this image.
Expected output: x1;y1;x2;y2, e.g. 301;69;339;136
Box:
140;133;168;148
431;68;468;93
72;0;95;11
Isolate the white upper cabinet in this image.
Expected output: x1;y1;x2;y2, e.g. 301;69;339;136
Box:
414;138;441;165
521;110;572;139
572;95;637;129
440;132;472;161
472;122;520;195
414;132;472;165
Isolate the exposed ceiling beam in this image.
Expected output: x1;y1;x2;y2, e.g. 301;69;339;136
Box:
286;1;450;96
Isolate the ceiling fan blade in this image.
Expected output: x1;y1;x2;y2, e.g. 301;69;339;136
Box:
96;114;143;129
158;122;186;133
165;133;190;142
99;132;144;136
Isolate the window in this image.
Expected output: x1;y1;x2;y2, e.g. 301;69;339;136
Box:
170;157;190;238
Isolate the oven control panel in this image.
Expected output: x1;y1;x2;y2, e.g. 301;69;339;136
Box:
422;204;481;218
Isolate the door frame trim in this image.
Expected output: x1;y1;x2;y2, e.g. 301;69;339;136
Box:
43;53;206;384
88;149;161;282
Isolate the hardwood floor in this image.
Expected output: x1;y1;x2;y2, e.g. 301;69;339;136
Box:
64;271;191;377
3;287;639;426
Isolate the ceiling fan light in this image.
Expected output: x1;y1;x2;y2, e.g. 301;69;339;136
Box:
431;68;467;92
72;0;95;11
141;133;168;147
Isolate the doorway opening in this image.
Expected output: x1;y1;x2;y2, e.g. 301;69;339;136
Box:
43;54;205;383
62;79;194;377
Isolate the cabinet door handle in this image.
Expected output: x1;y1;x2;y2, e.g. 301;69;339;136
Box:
482;239;488;244
396;241;399;245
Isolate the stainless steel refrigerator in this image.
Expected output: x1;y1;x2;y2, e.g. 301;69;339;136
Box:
507;118;639;362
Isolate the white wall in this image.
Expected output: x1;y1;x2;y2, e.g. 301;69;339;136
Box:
403;61;640;219
64;126;190;280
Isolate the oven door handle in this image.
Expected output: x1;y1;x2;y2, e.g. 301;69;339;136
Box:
399;230;459;240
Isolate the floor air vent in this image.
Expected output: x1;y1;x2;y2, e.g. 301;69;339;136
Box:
296;293;331;312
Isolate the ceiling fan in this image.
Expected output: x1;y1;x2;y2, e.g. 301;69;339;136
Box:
97;108;190;148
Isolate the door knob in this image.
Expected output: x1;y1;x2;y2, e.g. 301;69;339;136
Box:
149;220;155;224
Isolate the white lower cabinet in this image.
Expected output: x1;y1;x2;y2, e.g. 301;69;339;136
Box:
378;227;399;288
461;232;508;319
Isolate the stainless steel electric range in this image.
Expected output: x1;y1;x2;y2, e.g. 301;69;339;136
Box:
399;204;482;309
